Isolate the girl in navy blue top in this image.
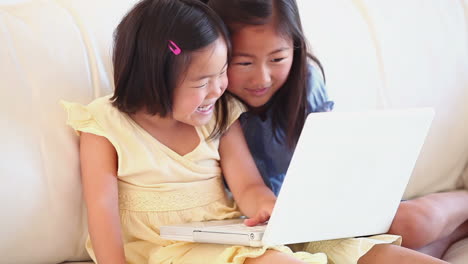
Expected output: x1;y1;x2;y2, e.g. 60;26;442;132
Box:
208;1;450;264
238;65;333;195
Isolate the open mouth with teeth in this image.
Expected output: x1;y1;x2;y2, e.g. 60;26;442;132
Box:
196;103;214;114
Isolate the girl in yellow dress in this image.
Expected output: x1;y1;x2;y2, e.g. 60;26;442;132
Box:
62;0;327;263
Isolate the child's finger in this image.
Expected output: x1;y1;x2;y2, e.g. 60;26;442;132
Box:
244;217;259;226
244;212;270;227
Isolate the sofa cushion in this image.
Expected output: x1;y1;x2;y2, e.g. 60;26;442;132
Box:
0;0;136;262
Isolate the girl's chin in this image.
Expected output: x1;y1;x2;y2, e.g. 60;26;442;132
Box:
192;114;214;126
177;115;213;127
244;98;270;109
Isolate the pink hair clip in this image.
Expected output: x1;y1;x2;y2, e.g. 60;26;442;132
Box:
168;40;181;55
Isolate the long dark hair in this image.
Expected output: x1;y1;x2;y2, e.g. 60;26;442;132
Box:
111;0;232;138
208;0;325;148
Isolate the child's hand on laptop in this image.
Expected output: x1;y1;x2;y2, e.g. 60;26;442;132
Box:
243;199;275;226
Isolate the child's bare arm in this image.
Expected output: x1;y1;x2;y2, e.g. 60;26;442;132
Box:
80;132;126;264
219;120;276;226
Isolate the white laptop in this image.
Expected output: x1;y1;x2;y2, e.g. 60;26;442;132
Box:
160;108;435;247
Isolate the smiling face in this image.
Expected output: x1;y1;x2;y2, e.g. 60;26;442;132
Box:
171;38;228;127
227;22;294;108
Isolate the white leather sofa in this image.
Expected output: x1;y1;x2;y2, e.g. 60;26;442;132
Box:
1;0;467;263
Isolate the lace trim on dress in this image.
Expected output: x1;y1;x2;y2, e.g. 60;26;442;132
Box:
118;177;227;212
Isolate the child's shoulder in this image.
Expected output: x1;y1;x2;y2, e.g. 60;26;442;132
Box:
85;94;115;112
306;62;324;84
84;94;125;120
202;96;247;137
227;95;247;116
61;94;127;135
305;62;334;112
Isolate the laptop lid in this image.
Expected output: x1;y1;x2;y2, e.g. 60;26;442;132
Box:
160;108;434;247
262;108;434;246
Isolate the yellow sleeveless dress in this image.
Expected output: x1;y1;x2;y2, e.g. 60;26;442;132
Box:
62;95;327;264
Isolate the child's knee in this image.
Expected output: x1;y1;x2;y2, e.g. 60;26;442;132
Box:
359;244;448;264
389;199;444;248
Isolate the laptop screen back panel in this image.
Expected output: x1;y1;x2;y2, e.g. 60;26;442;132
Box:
262;109;434;246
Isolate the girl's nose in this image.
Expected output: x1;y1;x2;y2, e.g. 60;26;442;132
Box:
251;65;272;88
209;74;228;98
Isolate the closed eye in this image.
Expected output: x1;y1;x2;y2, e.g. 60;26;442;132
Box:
271;57;286;63
194;83;208;88
234;62;252;66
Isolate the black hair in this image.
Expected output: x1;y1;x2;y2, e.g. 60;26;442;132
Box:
208;0;325;148
111;0;232;138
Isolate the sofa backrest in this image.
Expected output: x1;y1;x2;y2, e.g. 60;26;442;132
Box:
1;0;467;263
298;0;468;197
